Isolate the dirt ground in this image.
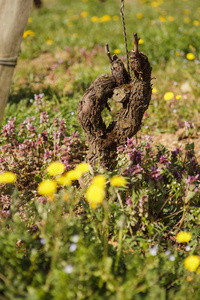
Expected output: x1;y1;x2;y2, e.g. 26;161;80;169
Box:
150;128;200;162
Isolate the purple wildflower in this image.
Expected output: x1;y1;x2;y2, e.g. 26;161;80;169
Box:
190;157;198;168
34;93;44;112
63;159;70;168
23;116;35;124
36;135;43;147
53;132;61;143
185;174;199;185
124;164;143;177
2;117;16;136
126;197;133;207
40;112;49;124
58;118;66;136
44;149;52;160
133;164;143;174
151;166;162;180
184;174;199;201
141;135;153;148
173;169;182;179
41;130;48;143
128;148;143;165
184;121;194;130
138;194;148;217
26;122;36;133
159;154;171;167
127;137;135;147
117;145;124;154
171;146;181;159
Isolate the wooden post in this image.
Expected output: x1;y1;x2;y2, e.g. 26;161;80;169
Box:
0;0;32;124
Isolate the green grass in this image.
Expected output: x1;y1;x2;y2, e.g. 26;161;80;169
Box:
4;0;200;134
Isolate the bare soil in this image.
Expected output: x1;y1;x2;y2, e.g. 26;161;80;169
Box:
150;129;200;162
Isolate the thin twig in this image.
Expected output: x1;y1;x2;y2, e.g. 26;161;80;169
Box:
105;43;113;64
156;209;183;222
155;194;175;218
133;33;139;55
120;0;130;75
175;213;186;236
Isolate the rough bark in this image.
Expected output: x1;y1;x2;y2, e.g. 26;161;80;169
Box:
77;34;152;168
0;0;32;124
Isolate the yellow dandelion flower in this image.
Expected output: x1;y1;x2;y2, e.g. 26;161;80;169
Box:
73;33;78;38
184;17;191;24
75;162;90;175
110;175;127;187
0;172;17;184
114;49;121;54
136;13;143;19
47;162;65;176
184;255;200;272
80;11;88;18
186;53;195;60
176;95;181;100
164;92;174;101
113;15;119;21
183;9;191;15
152;87;158;93
99;15;111;22
151;2;160;8
139;39;144;45
168;16;175;22
56;174;72;186
38;180;57;196
193;20;199;26
46;40;53;45
176;231;192;243
92;175;106;187
28;17;33;23
66;169;82;181
158;16;166;22
23;30;34;38
91;16;99;22
86;184;105;208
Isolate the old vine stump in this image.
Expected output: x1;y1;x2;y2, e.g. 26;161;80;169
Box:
77;33;152;168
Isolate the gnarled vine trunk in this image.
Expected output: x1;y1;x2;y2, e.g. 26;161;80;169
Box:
77;34;152;168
